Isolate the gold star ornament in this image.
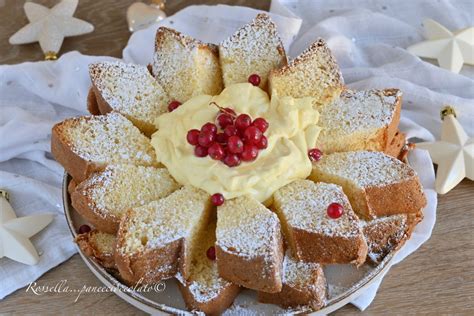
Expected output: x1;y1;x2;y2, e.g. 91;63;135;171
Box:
417;106;474;194
9;0;94;60
0;190;53;265
407;19;474;73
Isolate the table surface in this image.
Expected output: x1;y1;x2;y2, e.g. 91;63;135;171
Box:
1;0;473;314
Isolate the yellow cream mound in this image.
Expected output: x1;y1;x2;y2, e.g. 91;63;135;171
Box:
151;83;320;202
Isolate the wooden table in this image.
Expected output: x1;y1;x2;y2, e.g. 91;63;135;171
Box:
1;0;473;314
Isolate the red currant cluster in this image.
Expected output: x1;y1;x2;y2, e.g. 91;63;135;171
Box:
186;105;269;168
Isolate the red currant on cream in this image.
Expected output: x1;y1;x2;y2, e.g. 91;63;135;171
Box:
327;203;344;219
211;193;225;206
252;117;269;133
198;131;215;147
308;148;323;162
227;136;244;154
248;74;261;86
217;113;234;129
206;246;216;260
201;122;217;135
215;132;227;144
223;154;241;167
224;125;238;137
168;100;181;112
255;135;268;149
194;145;208;157
208;143;225;160
243;126;262;144
186;129;200;145
241;144;259;162
235;114;252;131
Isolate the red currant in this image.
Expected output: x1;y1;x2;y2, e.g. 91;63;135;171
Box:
248;74;261;86
217;113;234;129
241;144;259;162
327;203;344;219
224;125;238;137
206;246;216;260
201;122;217;135
220;107;236;117
78;224;91;234
215;132;227;144
235;114;252;131
186;129;200;145
168;100;181;112
198;131;215;147
255;135;268;149
208;143;225;160
243;126;262;144
308;148;323;162
227;136;244;154
223;154;241;167
211;193;225;206
194;145;208;157
252;117;269;133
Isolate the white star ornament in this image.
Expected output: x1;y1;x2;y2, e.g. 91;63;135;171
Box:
417;114;474;194
0;194;53;265
407;19;474;73
9;0;94;59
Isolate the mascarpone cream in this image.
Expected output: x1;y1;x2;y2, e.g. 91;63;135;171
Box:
151;83;321;202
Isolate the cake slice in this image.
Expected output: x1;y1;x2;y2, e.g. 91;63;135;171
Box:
71;164;180;234
51;112;157;183
362;212;423;264
115;186;212;285
219;13;287;90
76;230;116;269
216;196;284;293
269;38;344;107
273;180;367;265
176;220;240;315
89;61;170;136
317;89;401;154
258;251;326;310
152;27;223;103
310;151;427;219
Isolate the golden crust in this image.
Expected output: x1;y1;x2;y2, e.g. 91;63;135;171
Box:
385;130;407;159
216;239;284;293
51;121;105;183
87;87;100;115
290;227;368;266
364;176;426;218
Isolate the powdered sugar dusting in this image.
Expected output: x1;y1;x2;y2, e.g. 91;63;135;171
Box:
315;151;416;187
152;27;221;102
282;251;324;292
120;186;210;254
60;112;156;165
216;196;281;261
81;164;180;219
274;180;362;238
219;13;286;87
90;61;169;124
319;89;399;137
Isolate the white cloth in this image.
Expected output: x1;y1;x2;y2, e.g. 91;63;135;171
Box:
0;0;468;311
